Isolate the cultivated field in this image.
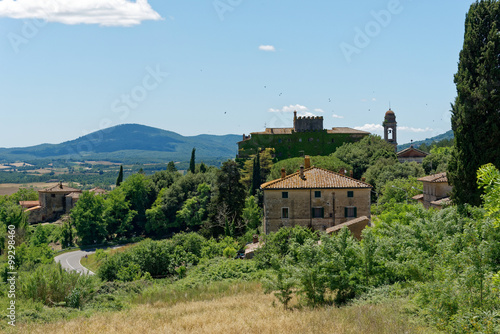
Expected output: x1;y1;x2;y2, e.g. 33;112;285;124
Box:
0;182;76;196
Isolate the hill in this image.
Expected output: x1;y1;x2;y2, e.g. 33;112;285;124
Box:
397;130;454;151
0;124;240;163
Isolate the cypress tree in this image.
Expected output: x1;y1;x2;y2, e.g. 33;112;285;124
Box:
189;148;196;174
449;0;500;206
167;161;177;172
251;152;261;195
116;165;124;186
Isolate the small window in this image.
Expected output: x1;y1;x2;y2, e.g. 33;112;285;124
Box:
282;192;288;199
314;191;321;198
278;139;282;143
331;138;335;143
51;194;56;198
298;138;302;142
309;138;314;142
344;207;357;218
282;207;289;219
287;139;291;142
312;207;324;218
347;191;354;198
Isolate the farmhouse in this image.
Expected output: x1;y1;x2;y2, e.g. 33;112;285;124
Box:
20;183;106;223
261;156;372;234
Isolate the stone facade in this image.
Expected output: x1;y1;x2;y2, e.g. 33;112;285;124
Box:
261;160;372;234
413;173;452;209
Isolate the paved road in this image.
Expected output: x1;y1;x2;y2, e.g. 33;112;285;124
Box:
54;249;97;275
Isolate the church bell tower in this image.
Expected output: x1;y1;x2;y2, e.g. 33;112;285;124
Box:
383;108;397;151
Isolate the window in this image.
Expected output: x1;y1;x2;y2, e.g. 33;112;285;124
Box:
347;191;354;198
344;207;357;218
51;194;56;198
282;207;289;219
298;138;302;142
309;137;314;142
331;138;335;143
314;191;321;198
282;191;288;199
312;207;324;218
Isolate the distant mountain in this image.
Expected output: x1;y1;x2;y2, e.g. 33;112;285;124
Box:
0;124;241;163
397;130;454;151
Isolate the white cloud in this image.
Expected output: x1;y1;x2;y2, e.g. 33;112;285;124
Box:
259;45;276;52
314;108;325;113
269;104;309;113
0;0;163;27
332;113;344;119
354;124;383;132
399;126;433;133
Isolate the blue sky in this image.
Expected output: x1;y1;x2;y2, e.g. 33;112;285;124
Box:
0;0;474;148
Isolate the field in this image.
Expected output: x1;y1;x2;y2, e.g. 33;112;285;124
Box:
0;182;57;196
10;283;436;334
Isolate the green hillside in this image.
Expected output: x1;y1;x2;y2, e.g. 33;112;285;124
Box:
397;130;454;151
0;124;240;163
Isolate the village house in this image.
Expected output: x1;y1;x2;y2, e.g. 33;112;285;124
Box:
260;156;372;234
20;183;107;223
412;172;452;209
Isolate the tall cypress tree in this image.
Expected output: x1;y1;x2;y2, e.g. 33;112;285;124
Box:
189;148;196;174
449;0;500;206
251;151;261;195
116;165;124;187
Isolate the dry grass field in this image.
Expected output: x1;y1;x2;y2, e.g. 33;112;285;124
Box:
12;285;436;334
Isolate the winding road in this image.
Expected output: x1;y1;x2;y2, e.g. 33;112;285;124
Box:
54;249;96;275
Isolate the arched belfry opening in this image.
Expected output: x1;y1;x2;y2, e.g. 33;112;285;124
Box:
383;108;397;151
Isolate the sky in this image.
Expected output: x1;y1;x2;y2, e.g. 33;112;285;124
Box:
0;0;475;148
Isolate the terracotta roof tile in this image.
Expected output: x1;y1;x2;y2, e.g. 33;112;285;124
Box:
327;127;370;134
418;172;448;183
261;167;372;190
39;183;82;193
19;201;40;208
397;147;430;158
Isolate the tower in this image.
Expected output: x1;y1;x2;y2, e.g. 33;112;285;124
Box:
383;108;397;150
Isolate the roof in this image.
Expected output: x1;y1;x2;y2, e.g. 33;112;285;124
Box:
431;197;452;206
327;127;369;135
412;194;424;200
25;205;42;212
261;166;372;190
251;128;294;135
19;201;40;208
66;192;82;199
397;146;430;158
89;187;108;195
325;216;370;234
418;172;448;183
39;183;82;194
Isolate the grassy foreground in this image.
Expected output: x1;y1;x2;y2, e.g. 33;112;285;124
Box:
10;283;437;334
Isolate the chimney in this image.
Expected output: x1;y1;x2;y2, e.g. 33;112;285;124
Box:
362;177;366;182
304;155;311;169
281;167;286;179
252;234;259;244
339;169;345;175
299;165;305;179
350;170;353;178
59;181;63;189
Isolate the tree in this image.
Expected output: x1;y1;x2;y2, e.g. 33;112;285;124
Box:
70;192;106;245
189;148;196;174
209;160;246;236
116;165;124;187
241;195;262;231
449;1;500;206
422;147;452;175
334;135;396;179
250;151;261;196
118;173;155;235
103;188;137;239
477;163;500;226
167;161;177;173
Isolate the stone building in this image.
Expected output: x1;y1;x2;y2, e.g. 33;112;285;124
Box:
396;145;429;164
238;111;369;160
412;172;452;209
261;156;372;234
20;183;107;223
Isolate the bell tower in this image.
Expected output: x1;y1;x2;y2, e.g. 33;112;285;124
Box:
383;108;397;151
